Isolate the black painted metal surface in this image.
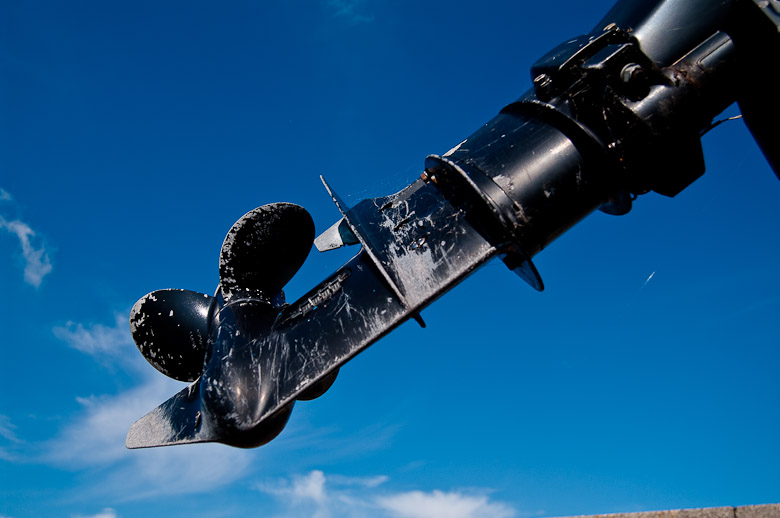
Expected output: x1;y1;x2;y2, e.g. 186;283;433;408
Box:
127;194;497;448
127;0;780;449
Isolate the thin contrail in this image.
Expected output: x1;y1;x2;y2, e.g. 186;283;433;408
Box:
640;271;656;290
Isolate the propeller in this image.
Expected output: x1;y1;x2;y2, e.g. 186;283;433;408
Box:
219;203;314;302
129;289;213;382
127;202;336;449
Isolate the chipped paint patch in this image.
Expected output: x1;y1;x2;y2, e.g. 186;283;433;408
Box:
443;139;468;157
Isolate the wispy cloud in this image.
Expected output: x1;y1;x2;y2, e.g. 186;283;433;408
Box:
0;216;53;287
0;414;23;461
43;378;253;499
45;313;508;511
275;417;402;467
726;294;780;320
46;312;395;503
259;470;329;513
256;470;516;518
0;188;53;287
325;0;374;24
0;415;21;444
329;473;389;488
72;509;118;518
378;490;516;518
53;314;137;368
44;314;255;500
257;469;377;518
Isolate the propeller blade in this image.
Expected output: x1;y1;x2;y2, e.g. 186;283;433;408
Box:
219;203;314;300
126;380;208;448
129;289;213;382
126;379;295;449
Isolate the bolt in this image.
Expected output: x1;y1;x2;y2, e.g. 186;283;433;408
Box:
620;63;645;84
533;73;552;88
533;73;553;98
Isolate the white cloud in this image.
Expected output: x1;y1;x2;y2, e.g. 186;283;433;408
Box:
329;473;389;488
45;376;177;466
0;216;53;287
44;313;509;510
258;469;375;518
293;470;327;503
72;509;118;518
53;314;136;366
42;370;254;500
0;414;23;461
0;415;20;444
377;490;516;518
325;0;374;24
0;188;12;201
44;315;255;500
256;470;516;518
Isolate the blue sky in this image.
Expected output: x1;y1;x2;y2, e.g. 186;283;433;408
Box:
1;1;779;517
